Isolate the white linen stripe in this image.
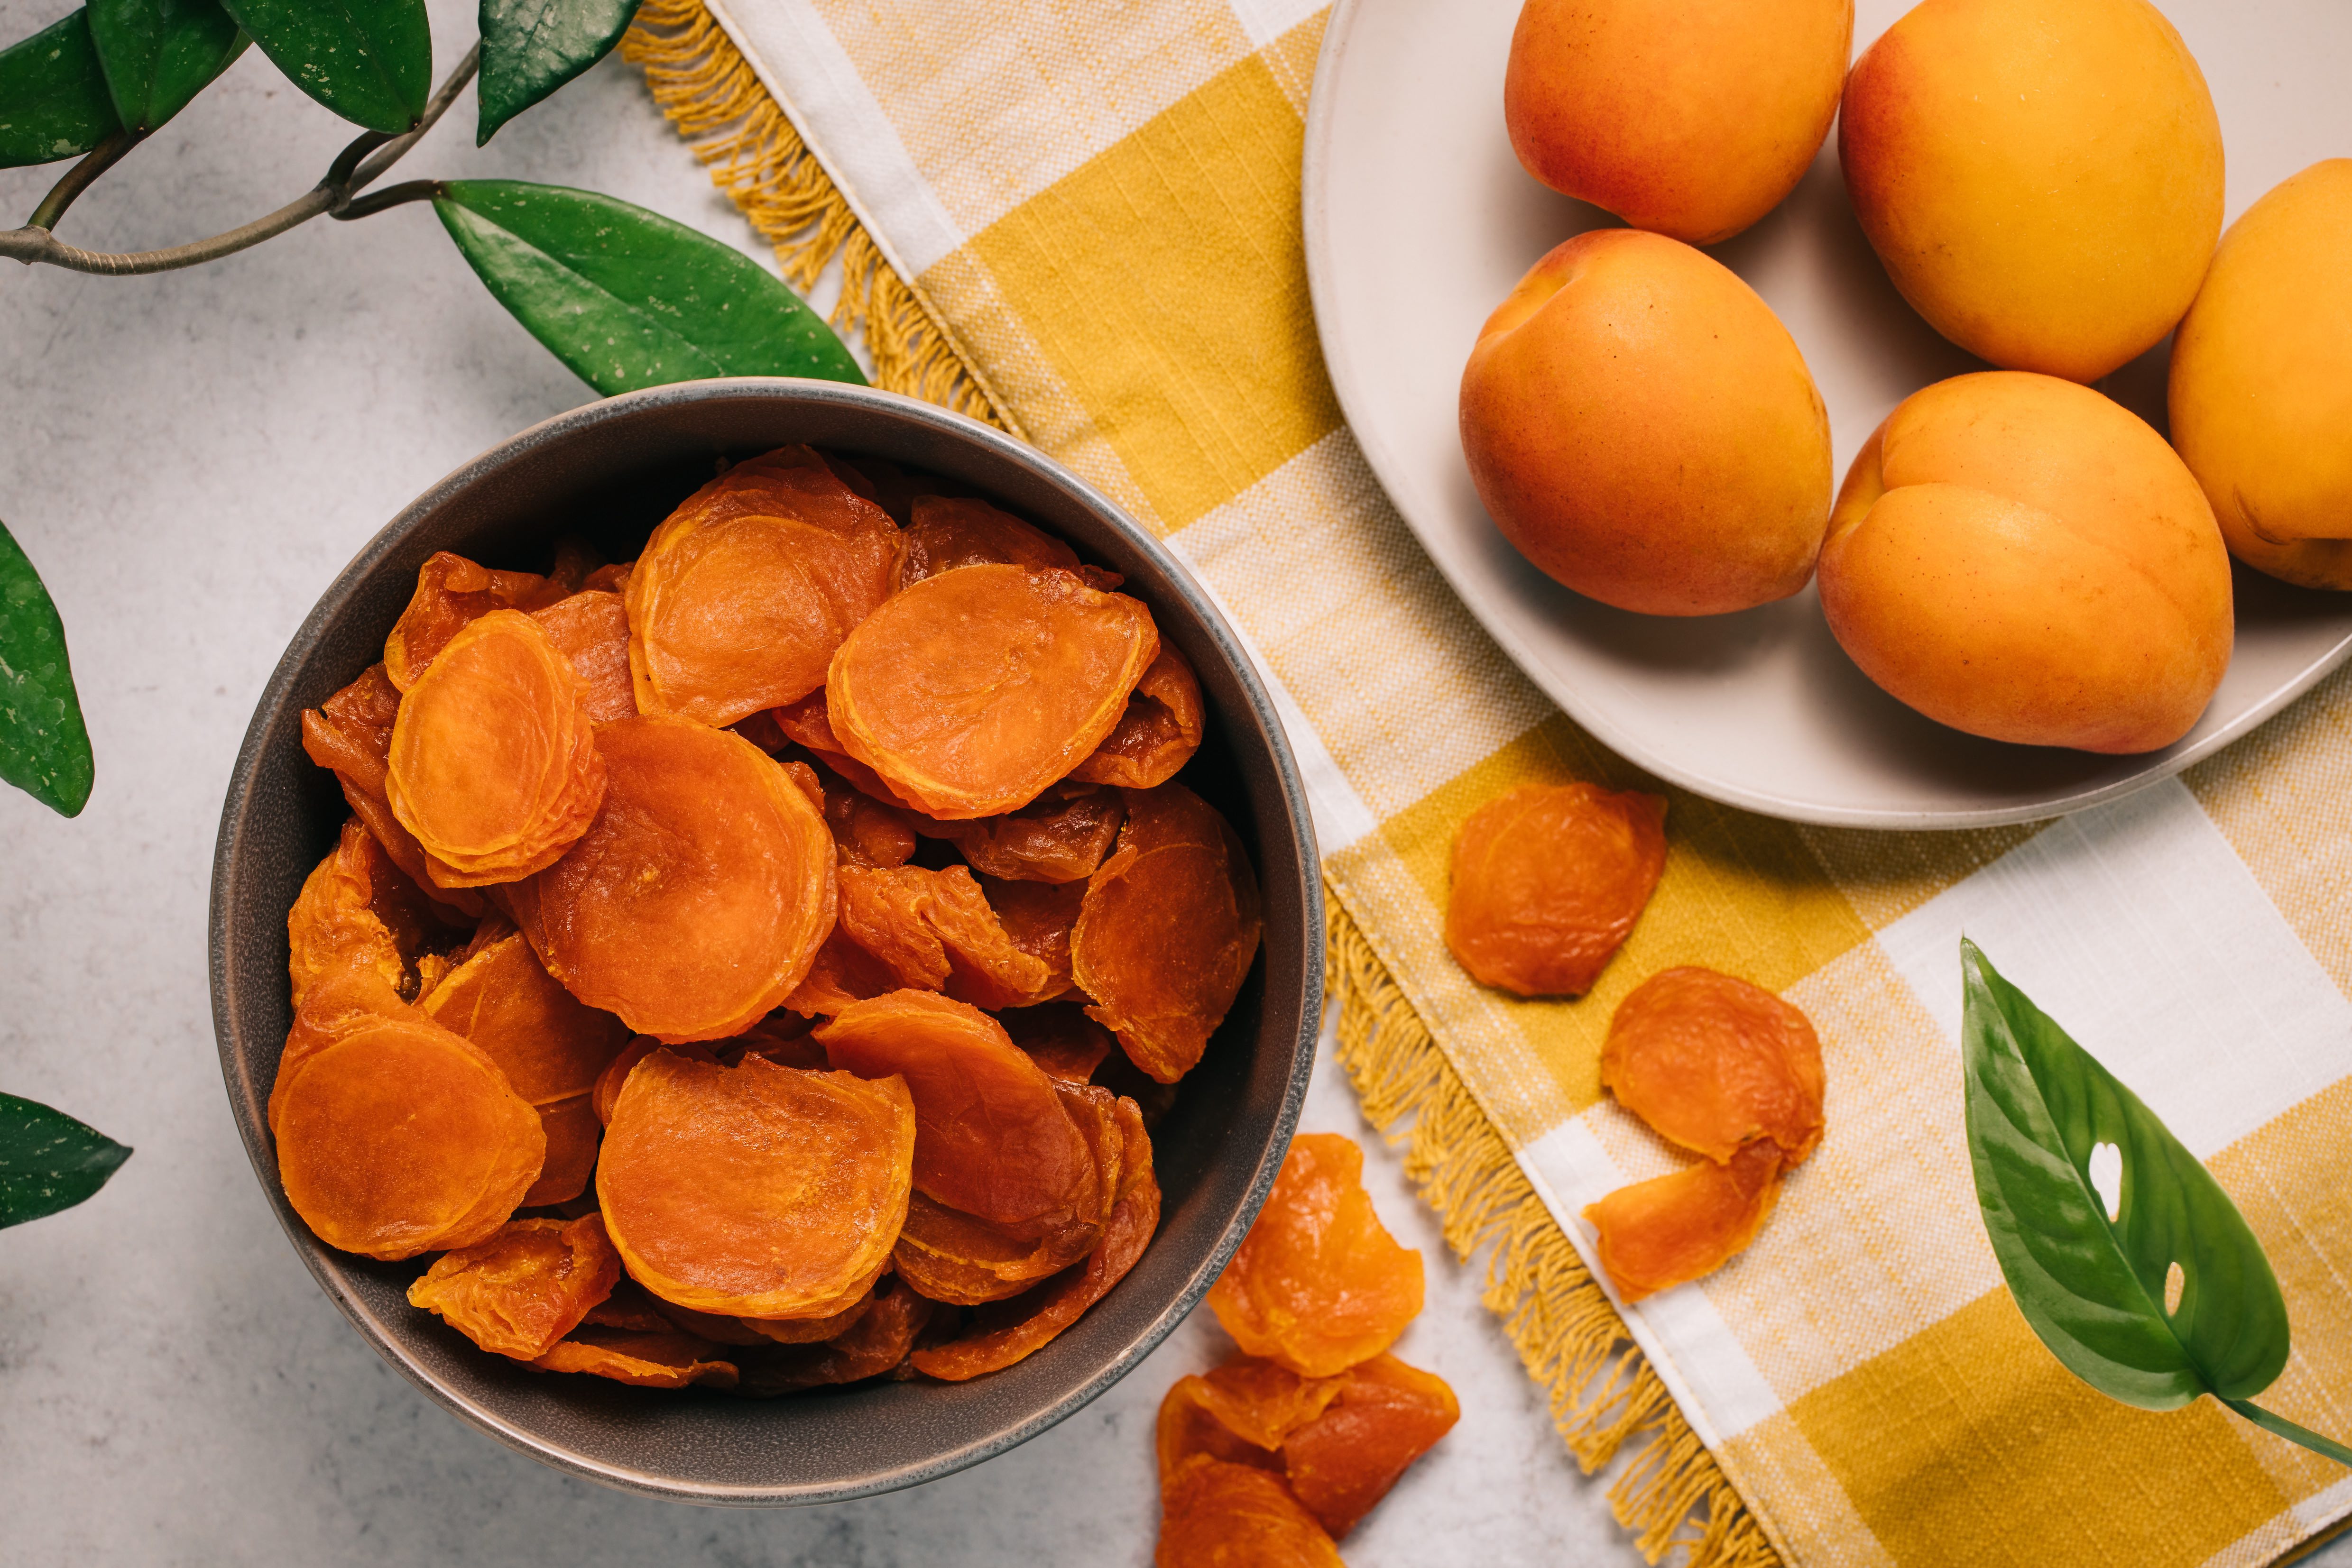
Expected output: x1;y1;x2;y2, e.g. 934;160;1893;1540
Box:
1227;0;1328;48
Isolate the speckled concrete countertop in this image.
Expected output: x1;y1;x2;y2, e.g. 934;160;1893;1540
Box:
0;7;1651;1561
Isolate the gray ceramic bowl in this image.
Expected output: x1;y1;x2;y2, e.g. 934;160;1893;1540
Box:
208;378;1322;1504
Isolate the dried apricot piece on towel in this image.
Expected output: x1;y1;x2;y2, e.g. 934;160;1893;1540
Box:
1071;783;1262;1084
386;609;606;887
827;563;1158;818
1070;645;1204;790
1207;1134;1423;1378
596;1050;913;1319
1156;1460;1345;1568
1584;1137;1784;1303
817;991;1100;1240
383;551;563;692
268;969;545;1261
407;1213;622;1360
1445;781;1666;997
625;444;902;726
509;715;836;1043
1601;966;1826;1166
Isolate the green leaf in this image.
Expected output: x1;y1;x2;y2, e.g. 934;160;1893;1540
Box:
0;1092;130;1229
216;0;428;133
476;0;638;145
87;0;248;132
435;179;867;395
0;9;124;169
0;519;94;817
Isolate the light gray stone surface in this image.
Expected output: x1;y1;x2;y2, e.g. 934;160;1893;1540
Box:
0;7;1645;1562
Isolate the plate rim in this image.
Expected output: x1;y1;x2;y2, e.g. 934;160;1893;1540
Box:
1300;0;2352;831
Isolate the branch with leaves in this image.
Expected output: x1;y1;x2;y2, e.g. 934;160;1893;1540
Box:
0;0;865;823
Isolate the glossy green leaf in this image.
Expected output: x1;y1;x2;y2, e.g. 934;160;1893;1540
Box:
216;0;428;133
1962;937;2288;1409
476;0;638;145
87;0;248;131
0;1092;130;1229
435;179;867;394
0;10;123;169
0;519;94;817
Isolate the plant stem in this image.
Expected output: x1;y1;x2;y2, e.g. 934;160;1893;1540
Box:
2223;1397;2352;1466
0;45;479;276
28;128;146;231
332;180;447;221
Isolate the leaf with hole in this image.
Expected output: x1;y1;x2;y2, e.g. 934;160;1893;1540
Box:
1962;937;2351;1465
476;0;638;145
435;179;866;394
0;1092;131;1229
0;9;124;169
87;0;248;132
216;0;428;133
0;519;95;817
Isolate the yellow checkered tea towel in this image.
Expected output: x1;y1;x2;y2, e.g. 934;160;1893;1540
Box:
621;4;2352;1563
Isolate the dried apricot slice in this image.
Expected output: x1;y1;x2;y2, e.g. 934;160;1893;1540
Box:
1071;645;1204;790
384;551;563;691
626;445;902;726
386;610;605;888
531;589;638;723
1071;783;1263;1084
1586;1137;1783;1303
288;817;462;1007
824;783;919;869
828;564;1159;819
923;788;1126;883
302;665;484;918
893;1191;1101;1306
1156;1459;1345;1568
1207;1134;1422;1378
596;1050;913;1318
524;1092;603;1207
1445;782;1667;997
421;929;630;1106
1281;1354;1459;1538
1158;1360;1345;1487
1601;967;1826;1167
532;1328;739;1389
741;1282;876;1344
816;991;1099;1239
833;863;1056;1010
508;715;836;1043
780;928;902;1019
1003;1000;1113;1083
591;1036;718;1126
406;1214;621;1360
268;970;545;1261
736;1277;934;1395
901;495;1081;582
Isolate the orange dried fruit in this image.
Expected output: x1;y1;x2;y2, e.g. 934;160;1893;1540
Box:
581;1277;677;1333
625;444;902;726
268;969;545;1260
386;609;606;888
421;929;631;1106
508;715;836;1043
1003;1000;1114;1083
645;1298;779;1348
523;1093;603;1207
591;1036;717;1126
823;783;920;869
834;863;1057;1011
816;991;1099;1240
1071;783;1263;1084
1071;645;1205;790
383;551;564;691
771;691;928;811
923;787;1126;884
828;564;1159;818
406;1213;622;1360
894;1192;1101;1306
741;1282;877;1344
1585;1137;1784;1303
1445;781;1667;997
1602;966;1826;1167
1280;1354;1459;1539
596;1050;913;1318
737;1277;934;1395
531;589;638;723
302;665;484;918
583;561;632;595
1207;1134;1423;1378
901;494;1083;583
532;1328;739;1389
287;817;462;1007
780;928;902;1019
1158;1360;1346;1487
1155;1459;1345;1568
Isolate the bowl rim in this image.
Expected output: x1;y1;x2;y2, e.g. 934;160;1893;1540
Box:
207;375;1325;1505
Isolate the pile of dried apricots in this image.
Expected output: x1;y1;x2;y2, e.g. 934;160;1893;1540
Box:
272;444;1263;1392
1447;781;1827;1302
1157;1133;1457;1565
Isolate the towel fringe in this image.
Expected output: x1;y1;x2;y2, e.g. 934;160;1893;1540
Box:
619;0;1022;434
1328;890;1780;1568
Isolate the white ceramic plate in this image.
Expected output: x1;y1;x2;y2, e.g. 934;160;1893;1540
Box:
1303;0;2352;828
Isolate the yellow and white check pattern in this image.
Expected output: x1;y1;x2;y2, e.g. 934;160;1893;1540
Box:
651;3;2352;1560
